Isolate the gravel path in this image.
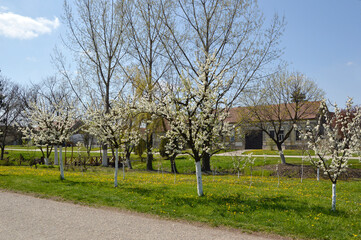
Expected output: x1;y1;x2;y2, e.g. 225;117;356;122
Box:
0;190;282;240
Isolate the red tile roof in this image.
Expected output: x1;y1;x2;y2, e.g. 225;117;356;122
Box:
227;101;321;124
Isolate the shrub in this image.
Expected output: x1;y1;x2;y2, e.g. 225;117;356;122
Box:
135;138;147;161
159;138;169;158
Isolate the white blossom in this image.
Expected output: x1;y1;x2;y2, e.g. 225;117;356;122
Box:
22;99;78;148
138;53;233;196
302;98;361;211
86;99;139;150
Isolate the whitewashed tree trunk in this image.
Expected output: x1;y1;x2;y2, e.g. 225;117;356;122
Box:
102;145;108;166
332;183;336;211
195;161;203;196
114;148;118;187
279;150;286;164
59;146;64;180
54;146;58;165
122;151;125;181
44;157;49;165
317;167;320;181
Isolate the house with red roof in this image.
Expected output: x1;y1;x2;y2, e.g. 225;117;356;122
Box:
225;101;321;150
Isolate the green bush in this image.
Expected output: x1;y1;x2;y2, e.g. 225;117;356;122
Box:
159;138;169;158
135;138;147;160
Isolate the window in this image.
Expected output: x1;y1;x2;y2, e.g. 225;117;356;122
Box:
269;127;284;141
230;129;235;142
269;130;275;139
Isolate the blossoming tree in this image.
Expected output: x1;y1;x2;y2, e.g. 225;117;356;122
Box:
303;98;361;211
141;54;233;196
22;99;78;179
86;99;139;187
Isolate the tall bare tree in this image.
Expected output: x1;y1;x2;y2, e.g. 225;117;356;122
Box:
0;74;24;160
159;0;284;171
55;0;129;166
241;70;324;164
125;0;172;170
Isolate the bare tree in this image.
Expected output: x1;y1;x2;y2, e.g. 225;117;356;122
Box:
125;0;173;171
55;0;129;166
36;76;72;107
158;0;285;171
0;75;24;160
241;70;324;164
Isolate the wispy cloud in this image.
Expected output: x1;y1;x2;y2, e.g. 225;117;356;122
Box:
0;6;9;12
346;61;354;66
0;12;60;39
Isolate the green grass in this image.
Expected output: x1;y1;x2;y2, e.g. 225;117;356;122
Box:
5;145;102;151
0;166;360;240
3;147;361;173
243;149;314;156
2;147;107;164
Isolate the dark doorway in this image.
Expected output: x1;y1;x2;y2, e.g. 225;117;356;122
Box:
245;131;263;149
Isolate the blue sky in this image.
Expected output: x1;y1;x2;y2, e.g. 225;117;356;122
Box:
0;0;360;106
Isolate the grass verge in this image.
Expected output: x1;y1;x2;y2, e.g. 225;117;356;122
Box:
0;166;360;240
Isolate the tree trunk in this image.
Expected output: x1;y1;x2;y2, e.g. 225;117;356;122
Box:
0;145;5;160
126;150;132;169
170;156;178;174
114;148;118;187
87;138;92;157
64;146;67;165
122;155;125;180
59;146;65;180
71;144;74;164
195;161;204;196
54;146;58;165
276;143;287;164
332;183;336;211
146;133;153;170
111;146;115;160
102;144;108;167
317;167;320;181
146;153;153;170
44;157;49;165
201;152;211;172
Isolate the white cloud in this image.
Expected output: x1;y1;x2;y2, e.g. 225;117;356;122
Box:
346;61;354;66
0;12;60;39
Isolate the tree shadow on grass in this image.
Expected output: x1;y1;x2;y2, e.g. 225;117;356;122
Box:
41;179;106;188
124;185;170;197
169;193;346;217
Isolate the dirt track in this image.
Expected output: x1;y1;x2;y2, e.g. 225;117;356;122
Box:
0;191;284;240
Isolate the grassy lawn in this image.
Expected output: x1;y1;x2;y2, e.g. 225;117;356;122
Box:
132;155;361;173
5;145;102;151
243;149;314;156
3;147;361;172
2;147;107;165
0;166;360;240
